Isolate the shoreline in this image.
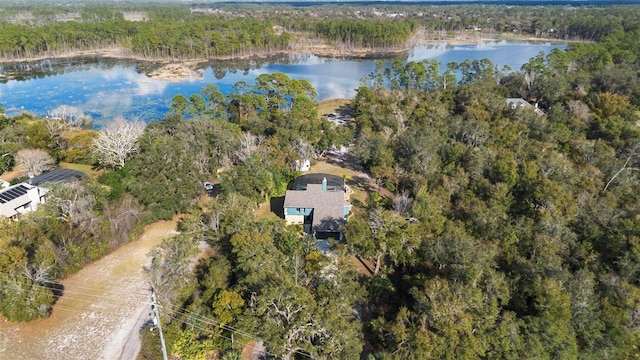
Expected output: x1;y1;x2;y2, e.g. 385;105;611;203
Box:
0;32;571;65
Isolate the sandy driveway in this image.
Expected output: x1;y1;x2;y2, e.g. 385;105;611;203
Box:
0;218;179;360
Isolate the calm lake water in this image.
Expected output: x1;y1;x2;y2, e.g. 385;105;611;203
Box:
0;41;564;125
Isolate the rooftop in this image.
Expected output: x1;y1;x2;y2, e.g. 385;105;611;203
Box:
506;97;545;116
28;168;85;186
0;183;47;218
284;183;347;232
0;184;30;205
289;173;345;191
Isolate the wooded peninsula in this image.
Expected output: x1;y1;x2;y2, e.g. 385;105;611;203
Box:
0;2;632;62
1;2;639;360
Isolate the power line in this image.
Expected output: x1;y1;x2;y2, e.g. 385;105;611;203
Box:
0;275;143;306
160;305;278;359
1;273;316;359
0;283;155;358
0;270;150;295
0;269;150;292
158;301;314;360
0;272;150;303
155;309;268;359
150;288;168;360
165;303;263;342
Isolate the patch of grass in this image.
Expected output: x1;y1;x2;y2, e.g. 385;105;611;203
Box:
308;160;359;178
59;162;96;175
255;201;280;220
317;99;352;120
349;187;368;205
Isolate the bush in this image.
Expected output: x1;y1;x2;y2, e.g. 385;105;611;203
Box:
10;175;29;185
0;275;54;322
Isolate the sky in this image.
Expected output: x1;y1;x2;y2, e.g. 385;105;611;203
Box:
0;0;634;3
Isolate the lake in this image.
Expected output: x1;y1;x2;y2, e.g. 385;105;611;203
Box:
0;41;564;125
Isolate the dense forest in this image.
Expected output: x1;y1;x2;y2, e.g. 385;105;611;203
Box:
1;3;640;360
1;3;640;60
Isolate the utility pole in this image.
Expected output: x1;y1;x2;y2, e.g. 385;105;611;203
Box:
151;288;169;360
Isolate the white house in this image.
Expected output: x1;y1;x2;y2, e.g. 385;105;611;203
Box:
0;183;48;219
506;98;545;116
0;168;84;219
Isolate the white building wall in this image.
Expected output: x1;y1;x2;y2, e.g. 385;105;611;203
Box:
285;214;305;225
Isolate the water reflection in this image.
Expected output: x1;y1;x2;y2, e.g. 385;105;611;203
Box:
0;41;565;125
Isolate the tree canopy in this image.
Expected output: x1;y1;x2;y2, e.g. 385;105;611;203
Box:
1;4;640;359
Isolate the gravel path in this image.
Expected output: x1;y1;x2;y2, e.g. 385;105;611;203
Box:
0;219;179;360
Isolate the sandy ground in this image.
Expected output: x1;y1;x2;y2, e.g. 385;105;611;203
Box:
0;169;25;182
0;218;179;360
146;61;206;82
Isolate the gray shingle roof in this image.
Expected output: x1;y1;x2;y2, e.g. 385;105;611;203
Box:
284;183;347;231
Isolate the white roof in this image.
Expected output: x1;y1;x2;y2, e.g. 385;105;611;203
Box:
0;183;48;218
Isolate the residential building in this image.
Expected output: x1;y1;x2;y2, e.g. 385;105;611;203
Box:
0;183;48;219
506;98;545;116
0;168;85;219
283;173;351;240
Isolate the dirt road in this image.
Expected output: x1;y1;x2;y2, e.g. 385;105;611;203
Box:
0;218;179;360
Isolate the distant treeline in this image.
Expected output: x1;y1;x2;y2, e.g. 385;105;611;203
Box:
1;3;640;60
314;19;419;48
0;18;292;59
0;16;417;60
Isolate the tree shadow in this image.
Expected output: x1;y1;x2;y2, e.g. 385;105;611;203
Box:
347;175;379;195
270;196;284;218
337;103;355;117
50;281;65;305
323;151;364;173
207;183;222;198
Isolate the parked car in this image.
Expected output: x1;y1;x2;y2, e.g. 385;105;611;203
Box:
204;182;214;191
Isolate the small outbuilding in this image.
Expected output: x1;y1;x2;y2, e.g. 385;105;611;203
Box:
295;159;311;172
506;98;545;116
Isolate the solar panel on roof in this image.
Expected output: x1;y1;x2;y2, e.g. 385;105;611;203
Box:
0;184;29;204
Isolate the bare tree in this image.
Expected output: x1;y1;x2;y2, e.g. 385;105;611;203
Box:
92;117;146;168
392;190;413;216
293;138;313;161
567;99;591;124
15;148;55;177
193;149;210;174
102;195;141;248
235;131;264;162
49;105;85;125
44;118;73;140
603;142;640;192
23;261;53;285
47;180;97;228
